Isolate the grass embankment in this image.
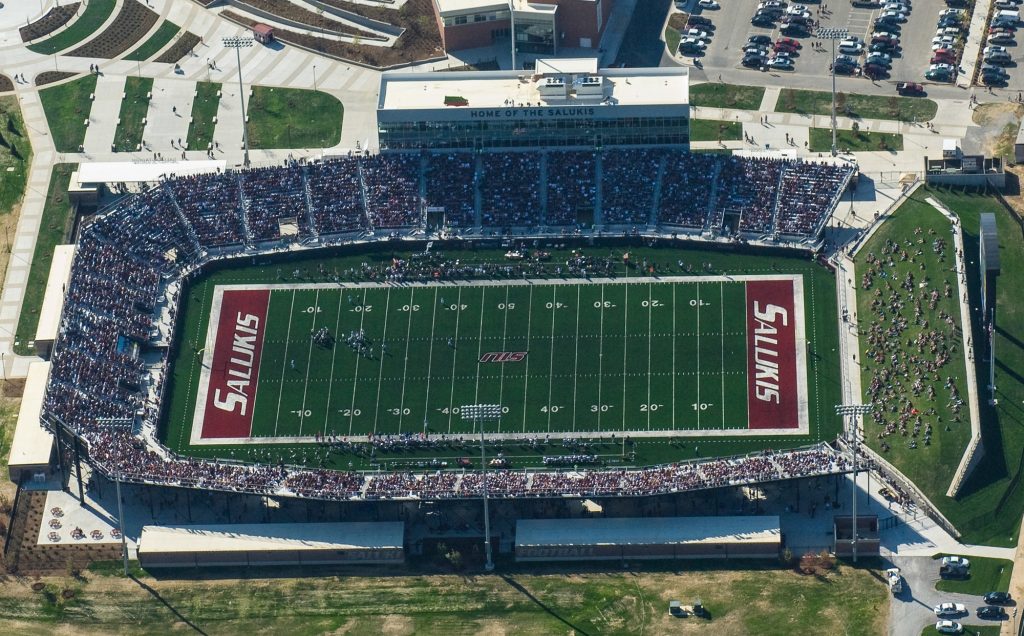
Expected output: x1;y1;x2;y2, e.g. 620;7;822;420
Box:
112;77;154;152
690;119;743;142
0;560;886;635
13;164;76;356
0;97;32;216
247;86;343;149
809;127;903;152
26;0;116;55
124;20;181;62
186;82;221;150
858;186;1024;547
691;83;766;111
934;555;1013;594
777;88;938;121
39;74;98;152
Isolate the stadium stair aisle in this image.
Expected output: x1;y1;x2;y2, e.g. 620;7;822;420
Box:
473;154;483;228
702;161;723;234
649;154;667;227
300;166;318;239
594;152;604;225
539;151;549;226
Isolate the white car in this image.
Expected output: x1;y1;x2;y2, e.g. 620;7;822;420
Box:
786;3;809;13
935;27;962;37
941;556;970;569
995;0;1021;8
934;602;967;617
984;45;1009;55
935;620;963;635
932;36;956;50
880;9;908;21
940;8;965;16
929;63;956;73
698;0;721;8
839;42;864;54
680;37;708;49
883;2;911;12
866;53;892;66
686;29;712;40
759;0;787;8
767;57;795;69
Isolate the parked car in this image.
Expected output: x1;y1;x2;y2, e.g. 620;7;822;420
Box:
986;52;1012;65
937;15;962;27
748;34;773;45
935;621;964;635
984;591;1013;605
698;0;721;8
864;63;888;78
984;44;1010;55
925;67;953;81
939;7;966;16
685;29;712;40
688;15;714;26
752;14;777;26
941;556;970;569
839;42;865;54
932;36;957;49
883;2;911;12
935;27;963;37
759;0;787;8
977;606;1007;619
867;53;893;66
934;602;967;617
680;37;708;49
872;32;900;44
897;81;924;95
988;32;1016;43
775;41;799;53
742;54;767;68
778;36;802;48
781;23;810;36
880;10;908;21
767;57;795;69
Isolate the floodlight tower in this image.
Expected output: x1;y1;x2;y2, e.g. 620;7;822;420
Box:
461;403;502;571
815;27;849;157
223;36;254;167
836;403;872;562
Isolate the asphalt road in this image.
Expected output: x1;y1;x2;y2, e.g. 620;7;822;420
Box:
889;555;1015;636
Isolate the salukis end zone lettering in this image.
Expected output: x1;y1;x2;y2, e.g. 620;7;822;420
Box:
188;276;809;445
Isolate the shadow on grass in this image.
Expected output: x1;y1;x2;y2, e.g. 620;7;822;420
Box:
500;574;592;635
130;575;208;635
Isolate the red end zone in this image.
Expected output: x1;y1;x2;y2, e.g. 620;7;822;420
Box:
199;289;270;439
746;280;799;429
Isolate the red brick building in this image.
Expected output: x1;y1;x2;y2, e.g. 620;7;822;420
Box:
432;0;614;55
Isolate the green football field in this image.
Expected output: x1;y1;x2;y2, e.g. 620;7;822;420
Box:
161;245;841;468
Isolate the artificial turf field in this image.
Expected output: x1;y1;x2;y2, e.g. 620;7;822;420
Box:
161;245;841;468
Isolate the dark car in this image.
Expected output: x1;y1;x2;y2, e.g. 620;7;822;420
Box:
689;15;714;27
978;606;1007;619
752;15;776;26
897;81;924;95
985;592;1013;605
781;24;810;36
870;42;898;54
874;18;902;31
748;34;772;45
742;55;766;68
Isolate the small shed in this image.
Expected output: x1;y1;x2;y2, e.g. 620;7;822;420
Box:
252;23;274;45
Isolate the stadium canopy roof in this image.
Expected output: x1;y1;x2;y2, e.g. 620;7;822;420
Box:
435;0;509;14
34;244;76;347
77;160;227;185
7;361;54;479
535;58;598;75
516;516;781;547
138;521;405;554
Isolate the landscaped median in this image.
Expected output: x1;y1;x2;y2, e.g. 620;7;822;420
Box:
186;82;222;151
689;119;743;143
0;97;32;216
113;77;154;152
691;83;766;111
26;0;116;55
247;86;343;149
777;88;937;122
38;74;97;152
933;554;1013;595
13;164;76;356
808;127;902;152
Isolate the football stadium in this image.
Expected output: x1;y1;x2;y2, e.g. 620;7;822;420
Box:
37;60;856;503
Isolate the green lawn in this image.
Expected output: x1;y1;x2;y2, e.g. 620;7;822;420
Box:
0;560;886;635
934;555;1013;594
124;20;180;61
161;245;841;470
112;76;153;152
13;164;76;356
921;626;1000;636
690;83;766;111
777;88;938;121
186;81;221;150
26;0;116;55
247;86;343;149
809;127;903;152
665;25;681;55
39;74;97;152
0;97;32;216
690;119;742;142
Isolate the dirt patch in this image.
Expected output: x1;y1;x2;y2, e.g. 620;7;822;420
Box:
380;614;414;635
967;103;1023;158
34;71;78;87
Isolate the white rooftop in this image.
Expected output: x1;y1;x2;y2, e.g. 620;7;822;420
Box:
8;362;53;473
138;522;405;554
77;160;227;184
380;63;688;111
516;516;782;547
435;0;509;13
34;244;76;345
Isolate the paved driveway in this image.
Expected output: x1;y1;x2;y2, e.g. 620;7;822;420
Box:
889;555;1014;636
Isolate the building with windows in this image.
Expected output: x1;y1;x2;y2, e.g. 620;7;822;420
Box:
377;58;688;151
432;0;613;55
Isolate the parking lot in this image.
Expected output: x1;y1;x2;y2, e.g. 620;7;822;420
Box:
675;0;977;89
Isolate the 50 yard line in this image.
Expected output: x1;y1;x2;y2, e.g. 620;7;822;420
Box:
520;285;534;433
571;285;581;433
445;286;464;433
497;286;510;433
272;290;297;437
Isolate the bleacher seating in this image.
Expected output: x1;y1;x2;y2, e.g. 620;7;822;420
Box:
480;152;542;227
545;150;596;226
601;149;663;225
425;152;476;228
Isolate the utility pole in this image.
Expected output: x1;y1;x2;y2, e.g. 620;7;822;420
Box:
461;403;502;571
223;36;254;167
815;27;849;157
115;472;130;576
836;403;872;563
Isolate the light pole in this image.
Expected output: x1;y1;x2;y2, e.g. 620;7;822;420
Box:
836;403;872;563
461;403;502;571
816;27;849;157
223;36;254;167
114;471;130;576
509;0;517;70
313;64;317;92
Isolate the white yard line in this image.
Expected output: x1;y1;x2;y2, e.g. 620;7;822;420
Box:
445;286;464;434
473;287;488;422
370;288;393;436
272;291;297;437
721;282;726;429
621;283;629;431
646;283;653;431
396;288;416;434
597;284;605;432
321;290;345;435
497;286;510;434
520;285;534;433
571;285;581;433
671;284;677;431
296;289;321;437
422;287;439;433
346;288;369;437
545;286;557;432
696;283;701;431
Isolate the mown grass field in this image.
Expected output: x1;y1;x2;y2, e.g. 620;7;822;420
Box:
777;88;938;122
124;20;181;62
26;0;116;55
0;560;887;636
161;245;842;469
691;83;766;111
934;555;1013;594
809;127;903;152
248;87;343;150
690;119;742;143
186;81;221;150
39;74;97;152
0;96;31;216
112;77;153;152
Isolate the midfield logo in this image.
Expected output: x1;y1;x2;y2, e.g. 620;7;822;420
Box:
479;351;528;363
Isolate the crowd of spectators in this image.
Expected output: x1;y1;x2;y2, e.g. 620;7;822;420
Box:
361;153;422;228
307;157;368;235
425;152;476;228
602;149;662;225
480;152;543;227
240;165;309;241
167;173;246;247
545;151;596;226
721;157;785;235
658;152;718;229
774;162;852;237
